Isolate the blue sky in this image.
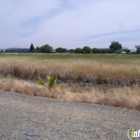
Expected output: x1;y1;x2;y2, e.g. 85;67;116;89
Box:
0;0;140;49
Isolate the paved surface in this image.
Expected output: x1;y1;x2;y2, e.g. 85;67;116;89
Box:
0;91;140;140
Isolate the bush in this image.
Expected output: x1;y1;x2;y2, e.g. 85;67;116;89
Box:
137;50;140;54
75;48;82;53
55;47;67;53
125;49;130;54
92;48;99;53
82;46;91;53
37;76;57;91
97;74;108;84
102;50;107;54
39;44;53;53
115;50;122;54
69;49;75;53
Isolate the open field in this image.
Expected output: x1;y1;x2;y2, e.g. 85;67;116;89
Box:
0;53;140;110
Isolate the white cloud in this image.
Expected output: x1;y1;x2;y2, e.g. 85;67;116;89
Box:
0;0;140;49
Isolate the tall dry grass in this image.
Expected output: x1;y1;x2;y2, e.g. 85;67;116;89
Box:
0;77;139;110
0;55;140;110
0;57;140;85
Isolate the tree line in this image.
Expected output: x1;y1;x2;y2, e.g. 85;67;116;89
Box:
29;44;53;53
29;41;130;54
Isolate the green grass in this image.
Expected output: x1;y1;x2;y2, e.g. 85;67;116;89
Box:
0;53;140;60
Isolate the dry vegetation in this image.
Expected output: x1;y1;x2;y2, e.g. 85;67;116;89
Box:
0;54;140;110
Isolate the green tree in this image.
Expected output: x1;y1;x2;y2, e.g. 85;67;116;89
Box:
29;43;35;53
55;47;67;53
125;49;130;54
69;49;74;53
92;48;99;53
115;49;122;54
82;46;91;53
102;50;107;54
39;44;53;53
36;46;40;53
137;50;140;54
75;48;82;53
109;41;122;51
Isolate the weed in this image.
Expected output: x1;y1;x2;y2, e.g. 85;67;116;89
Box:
59;84;66;89
37;76;57;91
97;74;108;84
47;76;57;88
0;77;139;110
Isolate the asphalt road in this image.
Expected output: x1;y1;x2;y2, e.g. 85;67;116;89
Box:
0;91;140;140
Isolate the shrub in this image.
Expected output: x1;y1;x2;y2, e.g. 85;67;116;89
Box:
97;74;108;84
75;48;82;53
92;48;99;53
125;49;130;54
82;46;92;53
69;49;75;53
37;76;57;91
55;47;67;53
137;50;140;54
39;44;53;53
115;50;122;54
102;50;107;54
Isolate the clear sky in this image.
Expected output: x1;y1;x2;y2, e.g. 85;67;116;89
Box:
0;0;140;49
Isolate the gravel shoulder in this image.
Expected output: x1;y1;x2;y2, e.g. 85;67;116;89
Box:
0;91;140;140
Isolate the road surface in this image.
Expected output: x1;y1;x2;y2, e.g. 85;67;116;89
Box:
0;91;140;140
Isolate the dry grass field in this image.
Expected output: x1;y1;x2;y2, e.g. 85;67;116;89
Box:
0;53;140;110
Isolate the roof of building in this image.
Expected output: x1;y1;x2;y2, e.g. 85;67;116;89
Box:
135;45;140;48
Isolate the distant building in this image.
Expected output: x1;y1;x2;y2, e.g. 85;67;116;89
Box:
5;48;29;53
135;45;140;53
130;49;136;53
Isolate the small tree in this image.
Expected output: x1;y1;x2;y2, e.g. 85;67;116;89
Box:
36;46;40;53
69;49;74;53
39;44;53;53
75;48;82;53
82;46;91;53
102;50;107;54
115;49;122;54
125;49;130;54
30;43;35;53
92;48;99;53
137;50;140;54
55;47;67;53
109;41;122;51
